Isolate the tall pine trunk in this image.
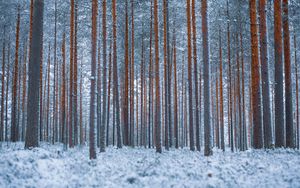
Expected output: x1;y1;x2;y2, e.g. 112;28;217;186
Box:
274;0;284;147
283;0;294;148
250;0;263;149
219;28;225;151
186;0;195;151
112;0;122;148
192;0;200;152
89;0;98;159
259;0;272;148
154;0;161;153
11;6;21;142
25;0;44;148
202;0;212;156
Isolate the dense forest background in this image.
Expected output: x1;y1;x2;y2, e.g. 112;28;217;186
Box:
0;0;300;157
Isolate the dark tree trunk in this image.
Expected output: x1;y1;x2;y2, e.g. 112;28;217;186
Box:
250;0;263;149
89;0;98;159
274;0;284;147
25;0;44;148
202;0;212;156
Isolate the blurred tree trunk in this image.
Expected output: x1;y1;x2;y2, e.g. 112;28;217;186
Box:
112;0;122;149
259;0;272;148
250;0;263;149
1;33;6;141
283;0;294;148
106;42;112;147
61;33;67;148
202;0;212;156
25;0;44;148
294;34;299;149
219;28;225;151
186;0;195;151
192;0;200;152
154;0;161;153
123;0;129;146
11;6;20;142
274;0;284;147
89;0;97;159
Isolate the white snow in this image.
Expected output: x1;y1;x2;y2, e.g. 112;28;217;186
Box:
0;142;300;188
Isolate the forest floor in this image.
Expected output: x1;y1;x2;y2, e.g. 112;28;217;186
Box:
0;142;299;188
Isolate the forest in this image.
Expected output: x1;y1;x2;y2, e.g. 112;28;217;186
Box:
0;0;300;187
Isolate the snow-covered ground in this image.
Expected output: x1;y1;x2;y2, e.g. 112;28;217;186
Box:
0;143;299;188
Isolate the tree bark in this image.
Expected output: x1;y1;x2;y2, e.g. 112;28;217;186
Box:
274;0;285;147
259;0;272;148
283;0;294;148
186;0;195;151
202;0;212;156
89;0;98;159
154;0;161;153
25;0;44;148
250;0;263;149
11;6;20;142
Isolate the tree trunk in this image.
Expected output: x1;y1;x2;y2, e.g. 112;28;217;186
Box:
154;0;161;153
130;0;135;147
112;0;122;148
69;0;75;148
192;0;200;152
1;34;6;141
294;34;299;149
186;0;195;151
61;33;67;148
274;0;284;147
259;0;272;148
283;0;294;148
25;0;44;148
250;0;263;149
202;0;212;156
173;28;179;149
11;6;21;142
219;28;225;151
89;0;97;159
106;42;112;147
123;0;129;146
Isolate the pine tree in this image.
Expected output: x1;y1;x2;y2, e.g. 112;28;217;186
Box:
112;0;122;148
148;0;154;149
106;42;112;147
73;0;79;146
250;0;263;149
191;0;200;152
259;0;272;148
202;0;212;156
294;34;299;149
11;6;21;142
5;40;10;142
123;0;129;146
89;0;98;159
0;30;6;141
186;0;195;151
69;0;75;148
154;0;161;153
283;0;294;148
219;28;225;151
25;0;44;148
21;41;28;141
61;33;67;148
274;0;284;147
173;26;179;149
101;0;108;151
130;0;135;147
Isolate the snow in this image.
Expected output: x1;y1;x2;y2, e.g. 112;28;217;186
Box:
0;143;300;188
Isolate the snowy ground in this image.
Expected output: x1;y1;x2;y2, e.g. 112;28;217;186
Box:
0;143;300;188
